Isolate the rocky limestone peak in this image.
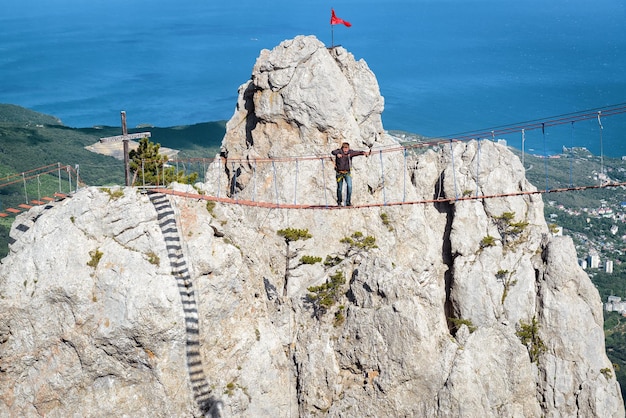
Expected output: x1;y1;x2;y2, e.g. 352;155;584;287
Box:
223;35;386;159
208;35;402;206
0;36;624;418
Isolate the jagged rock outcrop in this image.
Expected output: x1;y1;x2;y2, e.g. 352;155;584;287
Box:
0;35;623;417
210;35;413;206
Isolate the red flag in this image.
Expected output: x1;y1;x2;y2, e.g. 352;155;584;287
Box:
331;9;352;27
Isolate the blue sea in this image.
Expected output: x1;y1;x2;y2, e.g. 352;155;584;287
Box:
2;0;625;156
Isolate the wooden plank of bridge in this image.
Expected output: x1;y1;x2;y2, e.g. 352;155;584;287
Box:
0;213;8;217
31;200;46;205
100;111;151;187
41;197;55;202
18;204;32;209
54;192;67;199
5;208;20;214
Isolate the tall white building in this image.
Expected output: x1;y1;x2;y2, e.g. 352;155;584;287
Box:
606;260;614;274
588;254;600;269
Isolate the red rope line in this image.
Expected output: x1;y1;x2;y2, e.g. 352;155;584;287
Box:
0;163;60;184
152;181;626;210
0;165;73;188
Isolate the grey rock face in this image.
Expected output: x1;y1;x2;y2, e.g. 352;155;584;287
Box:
204;35;408;207
0;35;623;417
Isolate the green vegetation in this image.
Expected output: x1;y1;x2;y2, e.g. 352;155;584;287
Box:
87;248;103;268
146;251;160;266
516;316;546;363
277;228;320;297
300;255;323;265
547;223;560;234
448;317;477;334
496;269;518;304
340;231;378;257
493;211;528;244
307;270;346;319
305;231;379;322
480;235;496;248
277;228;312;243
334;305;346;327
101;187;125;200
205;200;216;217
323;255;343;267
380;212;393;231
604;312;626;392
129;137;198;186
224;381;236;396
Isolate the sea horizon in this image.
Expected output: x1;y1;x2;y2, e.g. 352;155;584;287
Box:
2;0;625;155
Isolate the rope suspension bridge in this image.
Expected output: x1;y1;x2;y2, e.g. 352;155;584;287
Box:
0;163;81;218
1;103;626;216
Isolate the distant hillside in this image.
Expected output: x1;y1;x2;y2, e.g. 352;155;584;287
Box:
0;104;62;125
79;121;226;158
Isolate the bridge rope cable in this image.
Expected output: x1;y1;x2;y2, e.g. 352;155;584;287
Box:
542;123;549;191
0;164;78;189
475;138;482;197
166;103;626;166
379;150;387;205
435;102;626;143
0;163;60;186
152;179;626;210
598;111;604;181
449;140;459;200
569;122;574;188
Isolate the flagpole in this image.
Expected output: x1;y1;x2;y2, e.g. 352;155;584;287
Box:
331;24;334;47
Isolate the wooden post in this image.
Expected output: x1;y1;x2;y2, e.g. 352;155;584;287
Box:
99;111;151;187
121;111;130;186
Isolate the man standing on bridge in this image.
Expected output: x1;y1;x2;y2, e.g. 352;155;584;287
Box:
331;142;370;206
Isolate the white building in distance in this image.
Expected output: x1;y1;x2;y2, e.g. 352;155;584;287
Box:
588;254;600;269
606;296;626;314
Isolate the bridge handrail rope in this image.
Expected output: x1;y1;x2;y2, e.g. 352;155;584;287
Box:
403;148;407;202
0;164;79;189
598;111;604;180
475;138;482;198
449;139;459;200
294;158;299;205
0;162;60;186
272;160;279;206
379;150;387;205
569;122;575;188
0;163;80;217
321;158;328;207
253;160;257;202
542;123;549;191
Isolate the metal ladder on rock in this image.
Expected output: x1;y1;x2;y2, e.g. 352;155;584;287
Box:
148;191;221;417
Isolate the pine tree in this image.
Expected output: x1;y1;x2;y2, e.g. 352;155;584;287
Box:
128;137;198;186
